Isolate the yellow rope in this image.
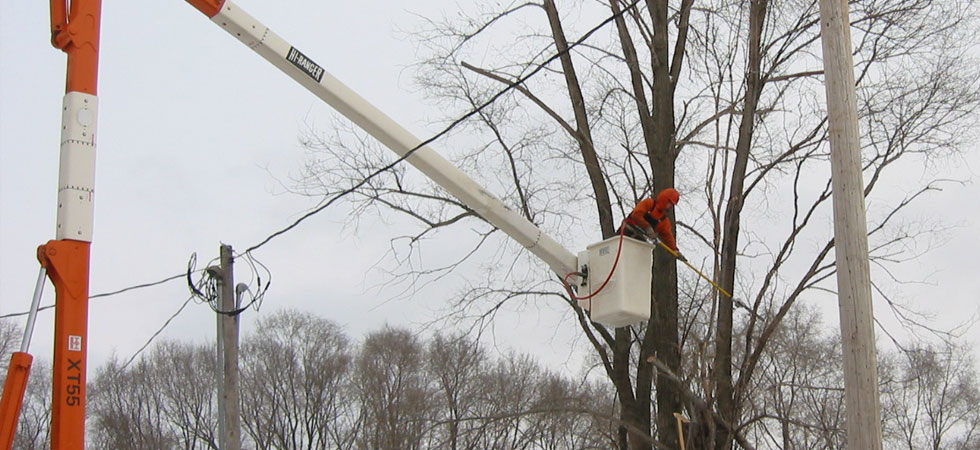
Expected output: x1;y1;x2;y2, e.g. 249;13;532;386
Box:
657;241;733;299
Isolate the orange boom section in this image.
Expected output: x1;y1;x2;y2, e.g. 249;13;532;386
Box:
51;0;101;95
187;0;227;17
0;353;34;449
39;241;91;450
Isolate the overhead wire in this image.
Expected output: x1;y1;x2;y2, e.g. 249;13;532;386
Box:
104;255;211;370
185;252;216;303
91;273;186;299
242;0;645;255
0;272;190;320
118;294;196;372
0;269;201;372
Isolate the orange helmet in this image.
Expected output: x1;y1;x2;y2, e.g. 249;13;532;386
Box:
658;188;680;206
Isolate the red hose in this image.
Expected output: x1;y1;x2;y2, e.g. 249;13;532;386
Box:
564;224;627;301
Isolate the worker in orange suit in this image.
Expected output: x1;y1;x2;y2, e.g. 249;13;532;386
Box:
620;188;686;261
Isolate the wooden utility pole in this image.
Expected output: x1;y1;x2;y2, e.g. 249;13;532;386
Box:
214;244;242;450
818;1;884;449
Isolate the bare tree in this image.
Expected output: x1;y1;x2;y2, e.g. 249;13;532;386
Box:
240;309;357;450
9;314;648;449
89;356;178;449
427;343;621;450
298;0;979;448
527;371;618;449
689;0;980;447
738;310;980;450
355;326;433;450
426;332;486;450
469;352;551;449
739;306;847;450
89;342;216;450
150;342;218;449
880;341;980;450
34;308;980;450
425;331;619;449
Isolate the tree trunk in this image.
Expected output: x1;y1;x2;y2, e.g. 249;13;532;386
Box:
714;0;768;448
647;0;682;448
608;0;683;446
546;1;654;446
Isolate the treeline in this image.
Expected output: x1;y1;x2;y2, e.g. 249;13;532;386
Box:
3;306;979;449
737;308;980;449
7;311;619;450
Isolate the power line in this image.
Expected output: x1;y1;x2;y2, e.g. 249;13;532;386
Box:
118;294;195;371
0;305;51;321
0;273;197;372
0;272;189;320
243;0;643;254
91;273;186;299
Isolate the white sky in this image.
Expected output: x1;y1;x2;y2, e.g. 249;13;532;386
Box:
2;0;978;376
0;0;589;371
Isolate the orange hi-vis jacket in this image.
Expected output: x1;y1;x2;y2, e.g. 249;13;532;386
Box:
624;189;679;251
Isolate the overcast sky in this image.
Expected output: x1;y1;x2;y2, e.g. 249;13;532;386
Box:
0;0;592;371
2;0;978;374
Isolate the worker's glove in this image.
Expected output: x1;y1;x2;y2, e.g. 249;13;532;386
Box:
628;223;645;235
643;227;657;242
675;251;688;262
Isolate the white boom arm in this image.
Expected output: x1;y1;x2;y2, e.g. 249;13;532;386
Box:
190;0;579;278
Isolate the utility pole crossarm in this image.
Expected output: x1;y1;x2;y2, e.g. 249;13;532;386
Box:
184;0;580;278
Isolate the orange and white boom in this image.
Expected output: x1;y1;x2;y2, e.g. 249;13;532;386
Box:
44;0;102;445
185;0;580;278
0;0;101;448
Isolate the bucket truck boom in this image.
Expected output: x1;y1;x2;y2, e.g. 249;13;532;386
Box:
185;0;581;278
183;0;653;325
